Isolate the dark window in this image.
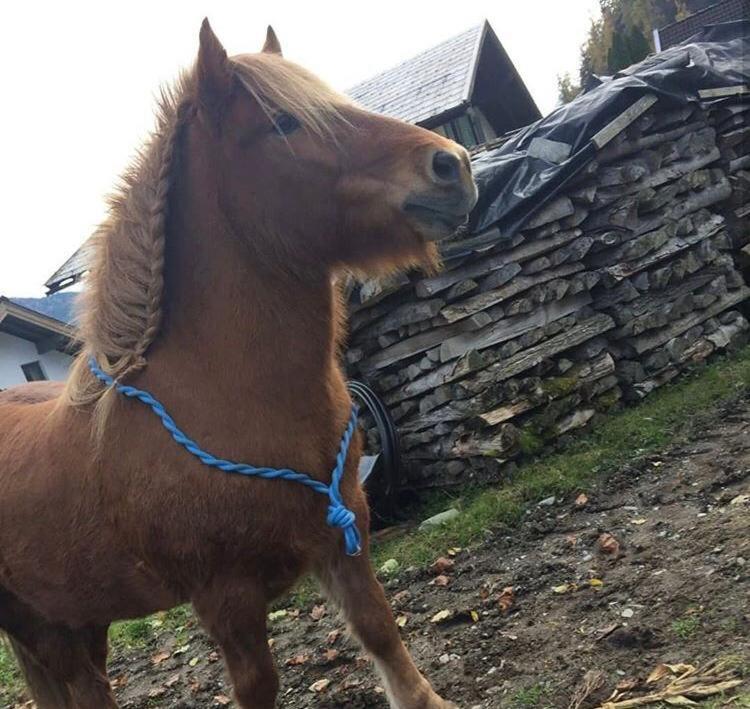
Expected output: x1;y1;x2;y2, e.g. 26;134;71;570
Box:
21;361;47;382
435;113;483;148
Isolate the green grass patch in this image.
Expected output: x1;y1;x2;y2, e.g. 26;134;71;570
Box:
0;641;24;706
512;682;551;707
672;615;702;640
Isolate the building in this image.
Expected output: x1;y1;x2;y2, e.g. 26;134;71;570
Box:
347;20;540;148
0;294;76;390
653;0;750;51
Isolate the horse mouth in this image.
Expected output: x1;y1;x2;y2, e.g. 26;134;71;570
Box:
403;202;470;241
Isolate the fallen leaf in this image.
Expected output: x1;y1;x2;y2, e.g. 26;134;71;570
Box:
214;694;232;705
188;657;199;667
589;578;604;588
598;532;620;556
575;493;589;507
431;557;455;574
309;678;331;693
730;493;750;505
148;687;167;698
470;610;480;623
326;629;342;645
268;609;287;622
497;586;514;614
631;518;647;525
379;558;400;576
553;583;577;594
323;649;339;663
151;650;170;666
310;604;327;621
396;614;408;628
430;609;453;624
392;590;411;606
173;644;190;655
621;608;634;618
286;654;309;666
164;673;180;688
447;547;462;557
433;574;450;586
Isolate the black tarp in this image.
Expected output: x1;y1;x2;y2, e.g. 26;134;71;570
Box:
468;20;750;237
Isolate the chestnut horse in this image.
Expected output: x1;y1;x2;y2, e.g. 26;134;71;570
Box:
0;21;476;709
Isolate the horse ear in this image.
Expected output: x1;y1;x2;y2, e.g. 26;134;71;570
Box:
197;19;233;120
262;25;283;56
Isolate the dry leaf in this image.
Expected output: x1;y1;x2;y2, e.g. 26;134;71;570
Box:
165;673;181;688
497;586;514;614
631;518;647;525
430;609;453;623
151;650;170;666
323;649;340;663
310;604;327;621
554;583;577;594
433;574;451;586
598;532;620;556
214;694;232;705
309;678;331;693
575;493;589;507
396;614;408;628
431;557;455;574
470;610;480;623
326;629;342;645
392;590;411;606
589;578;604;588
286;654;309;666
447;547;461;556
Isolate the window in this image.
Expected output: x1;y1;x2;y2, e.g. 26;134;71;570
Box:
21;361;47;382
434;111;485;149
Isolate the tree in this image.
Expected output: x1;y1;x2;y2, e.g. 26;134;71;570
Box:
557;73;581;105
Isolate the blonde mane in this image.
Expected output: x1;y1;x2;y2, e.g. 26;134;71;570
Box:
64;52;350;416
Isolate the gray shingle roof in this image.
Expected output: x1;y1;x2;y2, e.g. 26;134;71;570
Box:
347;24;484;125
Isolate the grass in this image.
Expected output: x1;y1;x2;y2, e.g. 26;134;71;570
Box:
672;615;702;640
3;347;750;705
512;682;550;707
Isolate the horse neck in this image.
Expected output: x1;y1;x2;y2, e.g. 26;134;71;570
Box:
150;175;345;440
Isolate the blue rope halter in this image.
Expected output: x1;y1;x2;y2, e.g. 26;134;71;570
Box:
87;357;362;556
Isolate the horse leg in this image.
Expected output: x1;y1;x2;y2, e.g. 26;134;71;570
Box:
315;546;454;709
8;622;117;709
193;580;278;709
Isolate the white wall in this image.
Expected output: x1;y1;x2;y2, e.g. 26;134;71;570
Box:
0;331;74;390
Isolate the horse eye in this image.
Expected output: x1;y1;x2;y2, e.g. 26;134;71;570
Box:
272;112;300;136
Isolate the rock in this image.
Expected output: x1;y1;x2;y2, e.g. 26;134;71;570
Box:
419;508;460;531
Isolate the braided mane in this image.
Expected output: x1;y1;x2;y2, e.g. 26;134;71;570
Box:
64;53;349;424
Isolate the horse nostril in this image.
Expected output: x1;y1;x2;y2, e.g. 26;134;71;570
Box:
431;150;461;184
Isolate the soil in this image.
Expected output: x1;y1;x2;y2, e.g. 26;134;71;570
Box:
14;397;750;708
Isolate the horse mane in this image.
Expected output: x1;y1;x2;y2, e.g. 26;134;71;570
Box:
64;52;350;422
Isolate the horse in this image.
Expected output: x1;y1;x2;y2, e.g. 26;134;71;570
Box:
0;20;477;708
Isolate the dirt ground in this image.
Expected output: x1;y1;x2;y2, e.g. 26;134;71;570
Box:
18;396;750;708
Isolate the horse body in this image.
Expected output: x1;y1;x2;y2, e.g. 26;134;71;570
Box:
0;21;477;708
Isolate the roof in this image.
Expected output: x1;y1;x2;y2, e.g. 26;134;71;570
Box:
10;292;77;325
0;296;75;349
657;0;750;49
347;23;484;125
45;236;94;294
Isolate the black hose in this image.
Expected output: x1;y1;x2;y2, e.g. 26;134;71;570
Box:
347;380;401;515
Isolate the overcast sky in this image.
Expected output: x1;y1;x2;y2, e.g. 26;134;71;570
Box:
1;0;601;297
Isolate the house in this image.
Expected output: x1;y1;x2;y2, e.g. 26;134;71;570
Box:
347;20;541;148
0;293;77;389
653;0;750;50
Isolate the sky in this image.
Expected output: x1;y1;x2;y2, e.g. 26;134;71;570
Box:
0;0;601;297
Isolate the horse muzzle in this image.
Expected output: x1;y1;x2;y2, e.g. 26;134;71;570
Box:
403;148;478;241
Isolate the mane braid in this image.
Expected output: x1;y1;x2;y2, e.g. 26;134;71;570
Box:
64;73;195;424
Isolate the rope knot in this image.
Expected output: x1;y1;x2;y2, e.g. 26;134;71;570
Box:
326;502;362;556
